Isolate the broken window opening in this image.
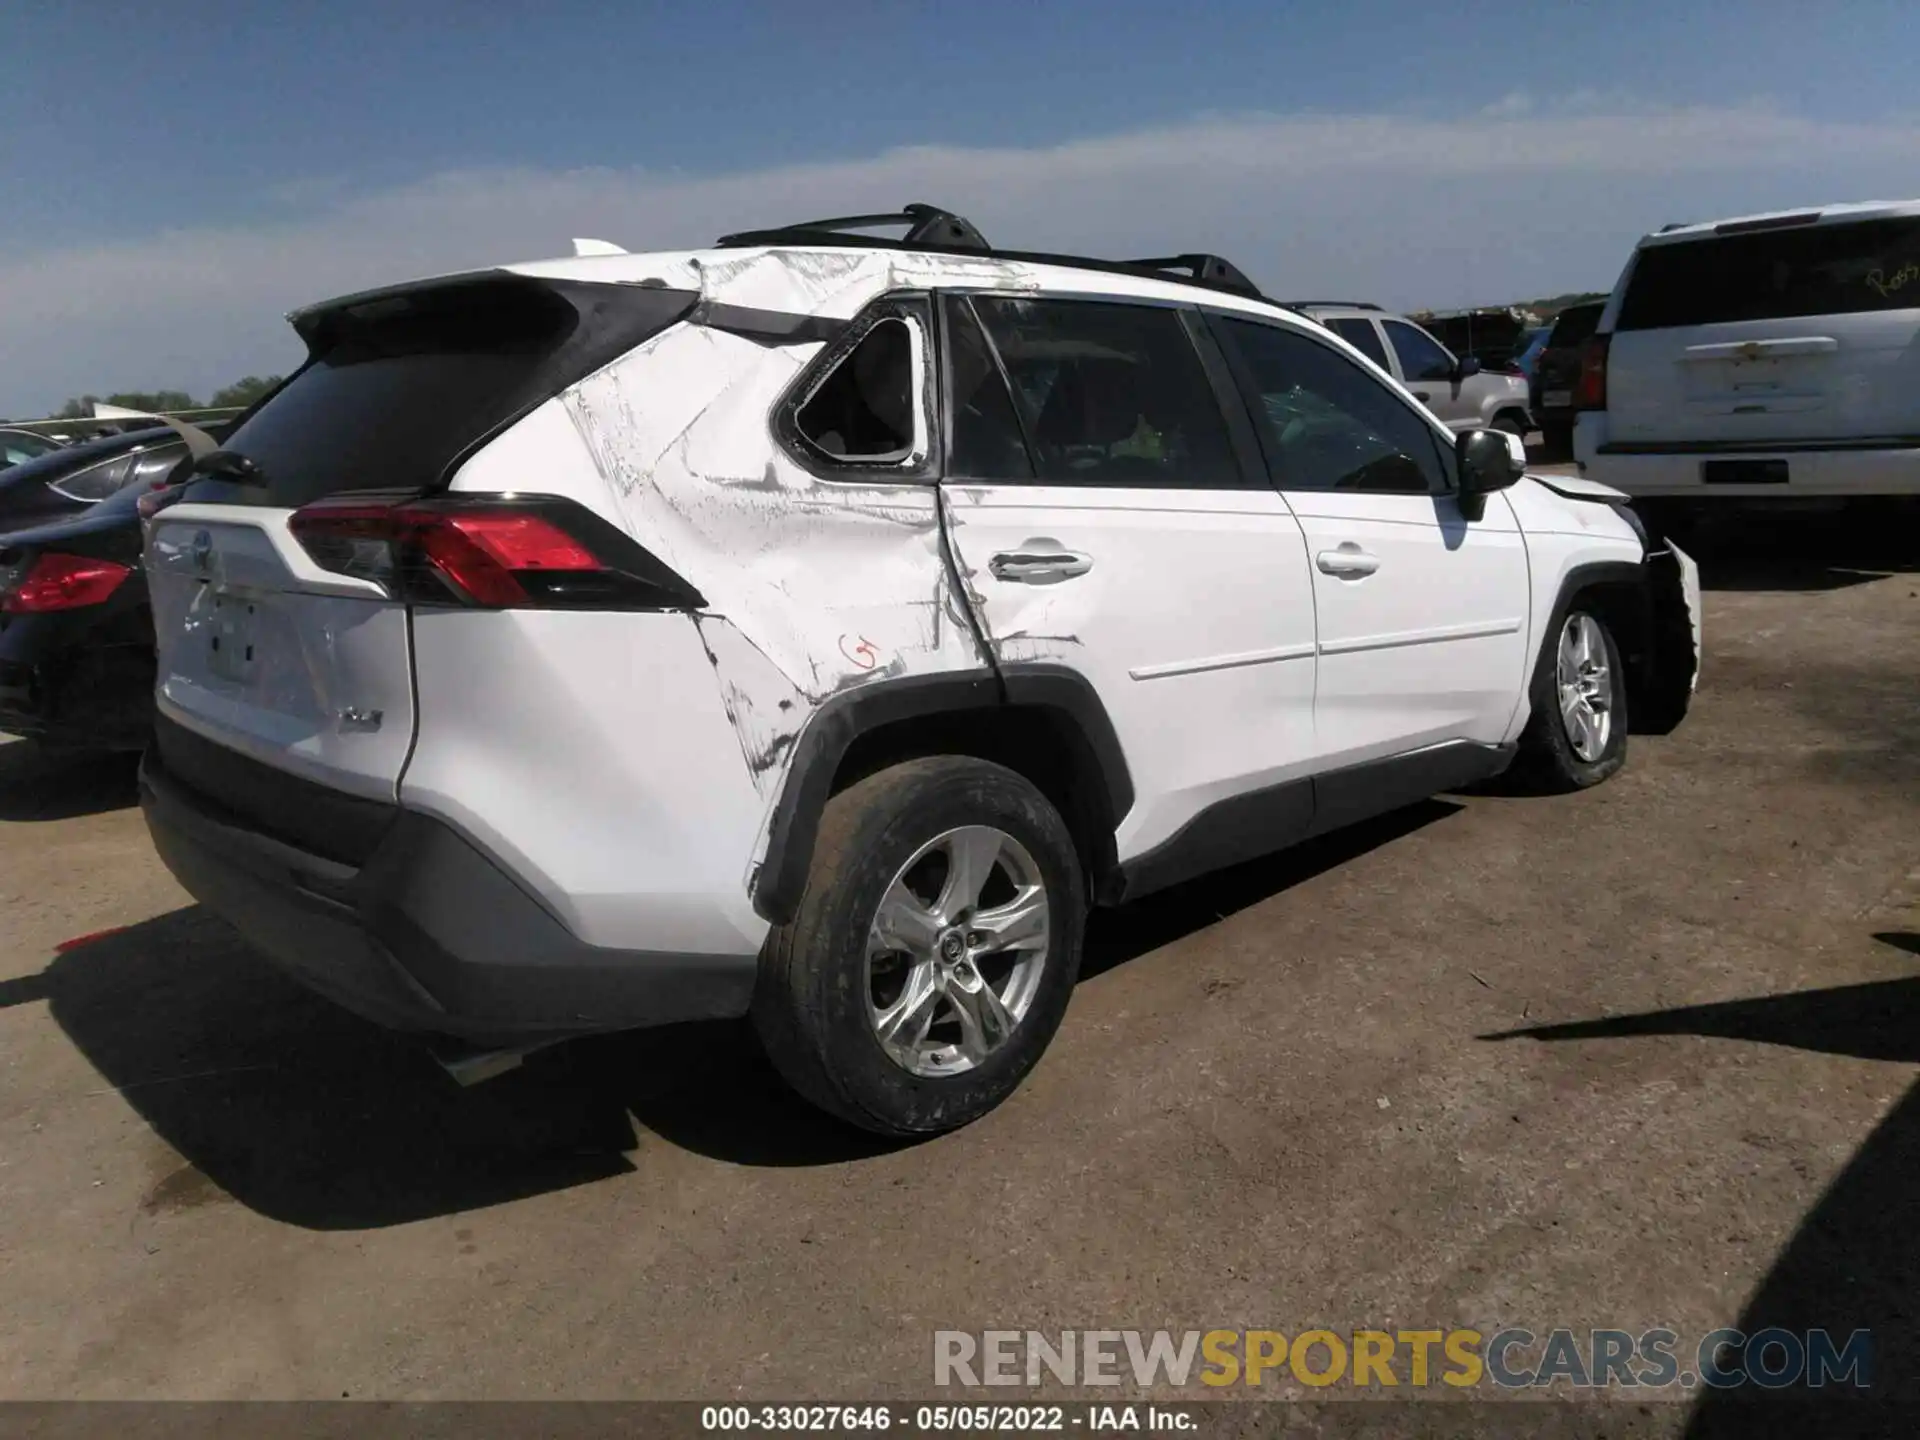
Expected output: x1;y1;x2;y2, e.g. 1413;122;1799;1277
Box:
794;317;919;464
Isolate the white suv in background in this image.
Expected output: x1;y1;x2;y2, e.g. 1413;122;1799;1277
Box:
138;206;1700;1136
1291;303;1534;438
1574;199;1920;503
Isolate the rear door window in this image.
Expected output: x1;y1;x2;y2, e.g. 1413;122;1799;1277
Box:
1382;320;1456;382
968;296;1244;489
1326;317;1391;370
1617;216;1920;330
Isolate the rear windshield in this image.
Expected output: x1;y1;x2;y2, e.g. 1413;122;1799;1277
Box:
1546;304;1602;348
195;275;696;507
1617;216;1920;331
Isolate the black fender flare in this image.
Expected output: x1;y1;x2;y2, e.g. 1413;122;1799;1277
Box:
1527;557;1653;728
750;664;1133;925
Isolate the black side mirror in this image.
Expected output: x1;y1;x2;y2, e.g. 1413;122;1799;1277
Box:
1453;355;1483;381
1455;428;1525;520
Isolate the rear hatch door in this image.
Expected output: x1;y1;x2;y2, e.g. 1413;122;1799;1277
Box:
1606;210;1920;447
145;272;696;805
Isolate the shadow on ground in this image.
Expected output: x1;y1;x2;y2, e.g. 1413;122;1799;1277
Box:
1660;502;1920;594
1487;932;1920;1424
0;741;137;821
20;802;1457;1229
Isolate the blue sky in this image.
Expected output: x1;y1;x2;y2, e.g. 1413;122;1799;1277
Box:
5;0;1918;415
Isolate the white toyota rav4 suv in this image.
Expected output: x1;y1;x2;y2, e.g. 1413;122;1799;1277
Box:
139;205;1701;1136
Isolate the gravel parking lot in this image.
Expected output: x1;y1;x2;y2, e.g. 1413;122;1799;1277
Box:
0;504;1914;1429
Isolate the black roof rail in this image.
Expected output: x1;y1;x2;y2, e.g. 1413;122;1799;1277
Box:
1281;300;1382;311
714;202;1269;302
1125;254;1261;298
717;202;991;252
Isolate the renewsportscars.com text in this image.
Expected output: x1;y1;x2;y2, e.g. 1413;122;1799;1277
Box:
933;1327;1872;1392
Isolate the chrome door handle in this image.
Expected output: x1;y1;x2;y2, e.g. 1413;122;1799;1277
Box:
1316;544;1380;578
990;541;1093;584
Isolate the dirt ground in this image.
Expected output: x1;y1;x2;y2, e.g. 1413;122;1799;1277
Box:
0;504;1914;1433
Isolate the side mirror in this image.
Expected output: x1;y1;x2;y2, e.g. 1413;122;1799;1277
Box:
1455;428;1525;520
1453;355;1483;381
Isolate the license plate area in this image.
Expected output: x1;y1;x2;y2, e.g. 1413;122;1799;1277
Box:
205;591;261;684
1701;459;1788;485
1542;389;1573;408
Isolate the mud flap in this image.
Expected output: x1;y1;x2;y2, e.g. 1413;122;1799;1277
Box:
1635;541;1701;735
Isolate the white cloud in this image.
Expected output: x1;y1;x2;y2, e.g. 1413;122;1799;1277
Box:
6;101;1919;416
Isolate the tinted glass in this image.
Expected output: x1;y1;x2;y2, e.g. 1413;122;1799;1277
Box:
1546;303;1603;348
48;454;138;502
1;432;60;469
1617;217;1920;330
795;318;916;462
1382;320;1455;382
198;277;693;507
1326;318;1391;369
1220;318;1446;495
943;298;1033;480
972;297;1242;489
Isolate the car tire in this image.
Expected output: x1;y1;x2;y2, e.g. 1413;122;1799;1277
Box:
1492;411;1529;438
1541;422;1573;458
1510;606;1629;793
752;755;1085;1137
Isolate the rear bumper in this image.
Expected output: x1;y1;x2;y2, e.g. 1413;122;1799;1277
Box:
140;748;759;1048
1574;419;1920;496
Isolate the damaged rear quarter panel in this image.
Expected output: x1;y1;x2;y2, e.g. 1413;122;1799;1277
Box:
557;252;1030;883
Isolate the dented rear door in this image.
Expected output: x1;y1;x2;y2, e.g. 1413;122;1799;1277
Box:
937;292;1320;868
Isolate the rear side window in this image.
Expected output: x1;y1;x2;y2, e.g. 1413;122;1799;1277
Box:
1382;320;1455;382
1325;317;1391;370
1218;317;1447;495
969;296;1243;489
198;276;696;508
1546;303;1602;348
795;318;917;463
1617;217;1920;330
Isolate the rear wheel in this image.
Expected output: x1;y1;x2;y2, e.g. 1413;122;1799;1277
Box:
1492;411;1529;438
752;756;1085;1136
1512;608;1629;792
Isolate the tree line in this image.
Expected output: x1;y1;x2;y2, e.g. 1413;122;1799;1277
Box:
45;375;284;419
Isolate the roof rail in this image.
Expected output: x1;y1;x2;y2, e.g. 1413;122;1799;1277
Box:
713;202;1269;302
1125;254;1260;298
717;202;991;252
1282;300;1382;311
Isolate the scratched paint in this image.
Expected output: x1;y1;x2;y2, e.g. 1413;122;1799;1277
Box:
553;248;1017;818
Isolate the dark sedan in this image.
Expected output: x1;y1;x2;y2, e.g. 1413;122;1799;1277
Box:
0;474;161;752
1;428;67;471
1530;301;1605;457
0;426;189;534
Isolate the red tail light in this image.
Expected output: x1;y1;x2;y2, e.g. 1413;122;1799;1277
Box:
3;554;131;613
288;494;703;611
1575;335;1610;411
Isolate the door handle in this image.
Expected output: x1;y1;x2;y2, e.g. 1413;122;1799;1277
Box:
990;541;1093;585
1316;544;1380;578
